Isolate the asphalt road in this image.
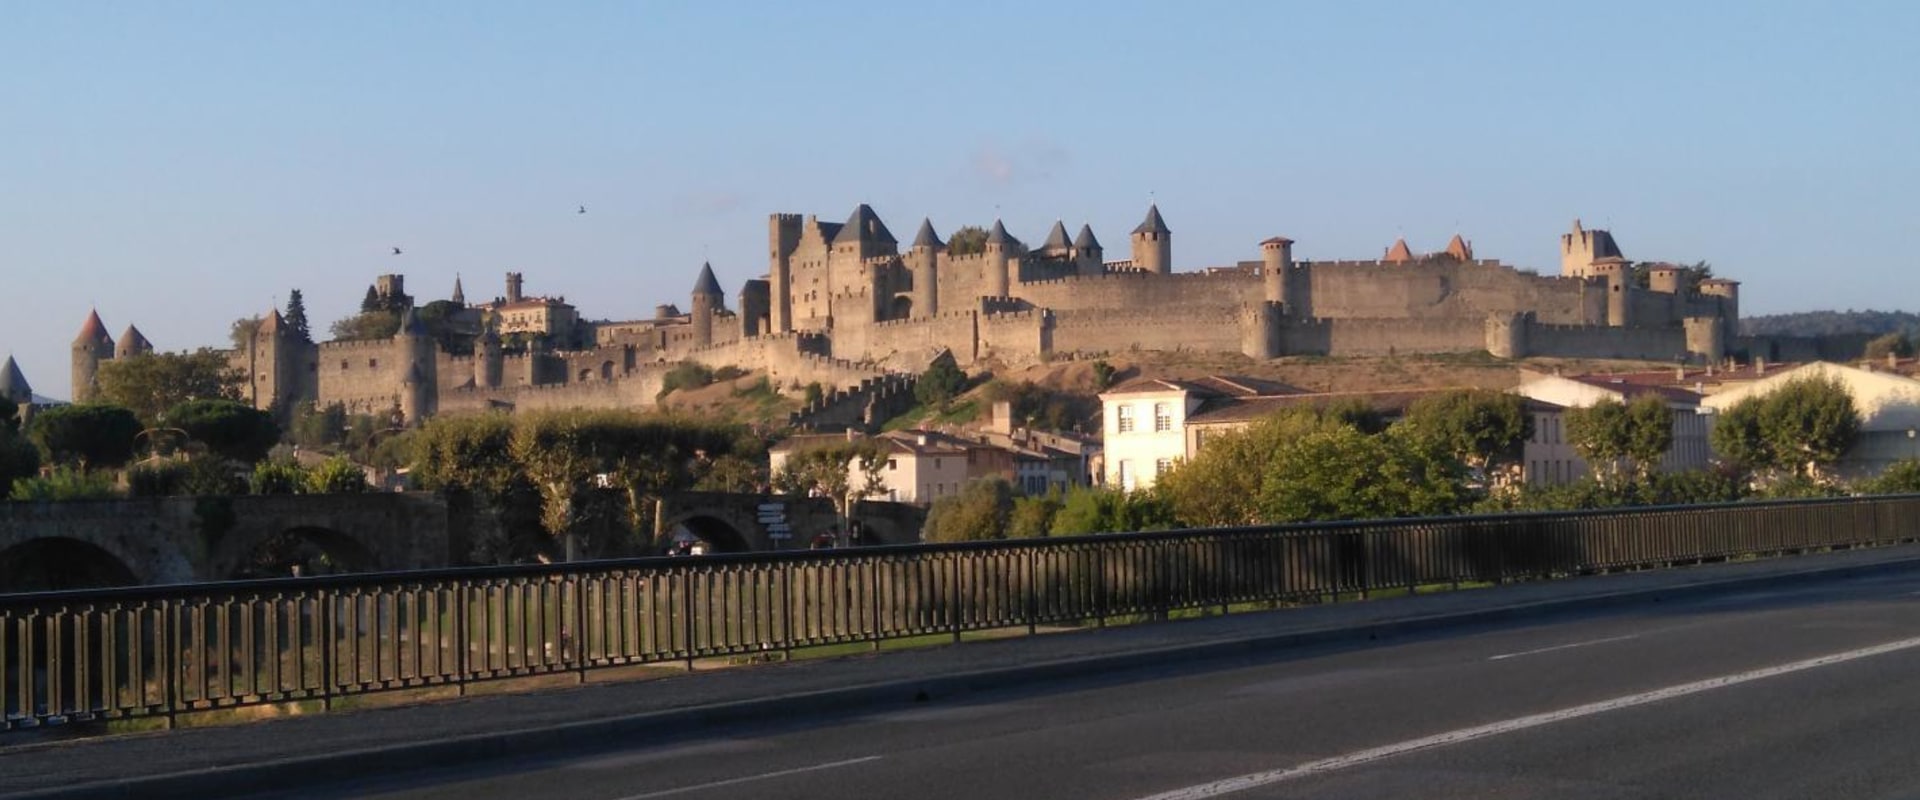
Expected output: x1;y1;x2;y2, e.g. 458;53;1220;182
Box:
247;568;1920;800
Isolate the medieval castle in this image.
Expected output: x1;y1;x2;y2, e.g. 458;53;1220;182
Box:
62;204;1783;426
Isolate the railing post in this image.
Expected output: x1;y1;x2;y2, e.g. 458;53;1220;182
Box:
164;600;180;729
318;590;333;713
573;573;588;684
870;556;882;652
1026;546;1039;636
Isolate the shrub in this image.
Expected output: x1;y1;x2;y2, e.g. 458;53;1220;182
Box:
9;467;119;502
657;362;715;399
251;460;308;495
305;457;369;494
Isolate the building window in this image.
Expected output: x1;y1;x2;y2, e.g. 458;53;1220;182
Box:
369;358;378;369
1154;403;1172;432
1118;460;1134;491
1156;458;1172;477
1117;405;1135;433
887;458;897;470
340;360;348;371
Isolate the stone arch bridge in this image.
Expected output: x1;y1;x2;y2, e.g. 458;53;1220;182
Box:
0;493;454;588
654;492;927;553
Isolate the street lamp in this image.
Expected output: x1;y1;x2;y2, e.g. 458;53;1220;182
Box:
1907;428;1915;462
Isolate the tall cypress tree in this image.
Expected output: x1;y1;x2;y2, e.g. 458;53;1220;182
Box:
285;289;312;343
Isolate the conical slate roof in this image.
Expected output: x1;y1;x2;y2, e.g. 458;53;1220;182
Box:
831;204;897;246
452;274;466;305
1074;224;1102;251
115;324;154;358
692;262;724;297
1384;238;1415;263
986;219;1013;246
0;356;30;403
74;310;112;346
1132;204;1170;236
1041;221;1072;251
911;218;944;249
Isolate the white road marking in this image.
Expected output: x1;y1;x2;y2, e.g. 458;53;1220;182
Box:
1134;635;1920;800
1488;633;1641;661
613;755;881;799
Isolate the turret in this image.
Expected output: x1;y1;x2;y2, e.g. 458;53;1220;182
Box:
114;325;153;360
908;218;943;318
983;220;1015;297
1684;317;1725;364
395;306;434;423
1444;234;1474;261
768;214;803;333
451;274;467;306
1647;264;1682;294
1384;238;1415;264
1039;221;1072;258
0;355;31;406
70;310;114;403
739;278;771;336
1072;224;1104;276
476;323;503;389
505;272;524;304
1589;256;1632;327
1130;204;1172;275
1261;237;1294;308
1698;278;1740;345
691;262;724;347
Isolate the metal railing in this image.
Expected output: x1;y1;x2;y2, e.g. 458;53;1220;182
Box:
5;495;1918;731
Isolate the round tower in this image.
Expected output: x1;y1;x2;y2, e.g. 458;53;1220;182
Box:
1072;224;1105;276
395;306;435;423
1684;317;1725;364
1589;256;1632;327
476;325;503;389
70;310;114;404
114;324;154;360
1240;302;1280;360
983;220;1014;298
1130;204;1172;275
908;218;943;318
1485;312;1530;359
691;262;724;347
1261;237;1294;309
1698;278;1740;346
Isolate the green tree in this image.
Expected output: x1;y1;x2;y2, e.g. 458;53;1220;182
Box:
329;310;401;342
1398;389;1534;486
803;382;825;406
1760;375;1859;480
1257;427;1468;522
1049;486;1180;535
168;398;281;464
915;360;968;411
305;457;369;494
1708;397;1772;474
27;404;142;470
284;289;312;343
95;350;243;425
1863;332;1913;361
9;467;118;502
0;396;16;434
1566;396;1672;483
251;460;308;495
1860;459;1920;495
230;316;262;350
947;225;989;256
1091;360;1117;391
1628;260;1713;292
1007;491;1064;538
771;439;887;528
0;426;42;496
1157;407;1351;527
290;402;350;449
924;478;1016;542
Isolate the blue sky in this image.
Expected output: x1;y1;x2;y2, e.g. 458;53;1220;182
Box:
4;1;1916;397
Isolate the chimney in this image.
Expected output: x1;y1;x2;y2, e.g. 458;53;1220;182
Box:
1675;365;1686;381
916;433;929;447
845;428;856;442
992;400;1014;435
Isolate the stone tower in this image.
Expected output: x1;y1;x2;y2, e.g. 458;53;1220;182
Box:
114;325;153;360
1698;278;1741;345
984;220;1015;297
0;355;31;405
1072;224;1104;276
1130;204;1172;275
246;309;291;415
396;306;435;424
1559;219;1623;278
1261;236;1294;309
691;262;724;347
908;218;943;318
1588;256;1632;327
476;322;503;389
768;214;803;334
739;279;771;336
70;310;114;403
506;272;524;304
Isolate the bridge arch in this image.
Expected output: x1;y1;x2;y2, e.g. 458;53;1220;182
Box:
0;537;141;591
657;514;752;554
223;525;378;580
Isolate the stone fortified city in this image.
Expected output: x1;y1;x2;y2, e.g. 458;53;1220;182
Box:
51;204;1799;426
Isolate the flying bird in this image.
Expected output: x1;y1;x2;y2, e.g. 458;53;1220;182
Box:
578;205;587;214
392;247;403;255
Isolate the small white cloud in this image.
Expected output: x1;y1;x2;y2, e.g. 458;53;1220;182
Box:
968;138;1071;186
